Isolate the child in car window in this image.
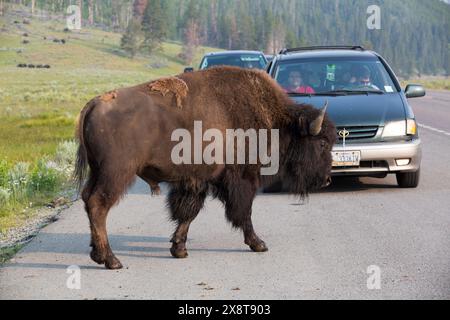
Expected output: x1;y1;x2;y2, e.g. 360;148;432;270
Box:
284;70;315;94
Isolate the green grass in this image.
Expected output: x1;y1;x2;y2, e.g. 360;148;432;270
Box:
0;244;24;264
0;9;221;233
401;77;450;91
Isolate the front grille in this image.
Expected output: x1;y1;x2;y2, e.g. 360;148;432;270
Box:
359;160;389;168
336;126;378;141
332;161;388;170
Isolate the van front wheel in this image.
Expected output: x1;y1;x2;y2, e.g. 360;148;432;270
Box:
396;169;420;188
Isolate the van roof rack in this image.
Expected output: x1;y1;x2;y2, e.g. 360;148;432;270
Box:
279;46;365;55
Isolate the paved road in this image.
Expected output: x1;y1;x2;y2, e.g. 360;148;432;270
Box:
410;90;450;134
1;91;449;300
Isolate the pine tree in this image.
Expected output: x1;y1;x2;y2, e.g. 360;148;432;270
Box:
180;0;201;63
121;18;143;58
141;0;168;54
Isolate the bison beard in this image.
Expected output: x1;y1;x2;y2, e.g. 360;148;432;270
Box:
75;66;336;269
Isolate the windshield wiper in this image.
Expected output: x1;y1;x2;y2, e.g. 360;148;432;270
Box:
288;89;384;97
319;89;385;95
288;92;347;97
287;92;315;96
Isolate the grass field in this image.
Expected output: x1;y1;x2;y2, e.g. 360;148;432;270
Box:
400;77;450;91
0;9;219;233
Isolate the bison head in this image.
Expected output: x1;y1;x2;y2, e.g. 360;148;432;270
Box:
281;102;336;197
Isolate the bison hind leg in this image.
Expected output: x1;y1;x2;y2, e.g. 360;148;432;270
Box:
83;166;136;269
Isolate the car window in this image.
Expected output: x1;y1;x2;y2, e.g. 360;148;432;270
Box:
274;58;398;94
200;54;267;70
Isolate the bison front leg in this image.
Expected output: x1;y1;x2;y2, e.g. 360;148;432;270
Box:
167;183;208;258
224;176;268;253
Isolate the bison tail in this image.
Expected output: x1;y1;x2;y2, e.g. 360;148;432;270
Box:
74;98;97;193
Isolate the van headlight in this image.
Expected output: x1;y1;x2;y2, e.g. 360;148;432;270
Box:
382;121;406;137
382;119;417;138
406;119;417;135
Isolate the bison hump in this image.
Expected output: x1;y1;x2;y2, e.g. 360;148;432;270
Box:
148;77;189;109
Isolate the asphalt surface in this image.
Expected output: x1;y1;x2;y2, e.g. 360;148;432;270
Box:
1;91;449;300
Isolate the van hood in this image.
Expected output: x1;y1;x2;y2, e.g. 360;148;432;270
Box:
290;93;406;127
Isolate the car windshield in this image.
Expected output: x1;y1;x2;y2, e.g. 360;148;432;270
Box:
200;54;267;70
274;57;398;95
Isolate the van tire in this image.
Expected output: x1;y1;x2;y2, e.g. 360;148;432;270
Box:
396;169;420;188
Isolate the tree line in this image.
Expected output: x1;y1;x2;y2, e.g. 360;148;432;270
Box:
5;0;450;77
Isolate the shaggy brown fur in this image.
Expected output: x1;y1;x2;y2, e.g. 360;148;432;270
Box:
148;77;188;108
75;66;336;269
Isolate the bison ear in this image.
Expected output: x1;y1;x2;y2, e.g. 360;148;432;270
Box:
309;101;328;136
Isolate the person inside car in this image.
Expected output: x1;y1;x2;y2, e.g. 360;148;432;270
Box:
284;70;315;94
347;65;380;90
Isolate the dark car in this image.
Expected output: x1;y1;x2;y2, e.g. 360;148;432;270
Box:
184;50;268;72
265;54;274;63
266;46;425;188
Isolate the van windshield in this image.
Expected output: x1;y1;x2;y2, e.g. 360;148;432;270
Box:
274;57;398;95
200;54;267;70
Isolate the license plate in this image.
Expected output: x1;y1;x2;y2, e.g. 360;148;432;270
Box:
332;151;361;167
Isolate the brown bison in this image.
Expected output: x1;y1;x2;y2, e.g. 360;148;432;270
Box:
75;66;336;269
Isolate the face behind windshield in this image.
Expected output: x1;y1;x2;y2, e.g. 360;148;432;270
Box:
275;58;398;94
201;54;267;70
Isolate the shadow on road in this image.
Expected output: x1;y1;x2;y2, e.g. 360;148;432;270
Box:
3;233;250;270
319;176;398;193
258;176;398;196
129;176;399;197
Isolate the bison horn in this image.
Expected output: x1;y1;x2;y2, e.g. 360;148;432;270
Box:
309;101;328;136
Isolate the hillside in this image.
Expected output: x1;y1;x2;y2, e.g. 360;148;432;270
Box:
7;0;449;78
0;8;218;163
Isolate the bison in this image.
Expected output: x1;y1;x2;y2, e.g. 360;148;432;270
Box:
75;66;336;269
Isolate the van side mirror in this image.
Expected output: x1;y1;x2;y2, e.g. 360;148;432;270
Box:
184;67;194;73
405;84;426;99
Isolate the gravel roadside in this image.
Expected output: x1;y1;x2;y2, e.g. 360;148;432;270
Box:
0;193;77;263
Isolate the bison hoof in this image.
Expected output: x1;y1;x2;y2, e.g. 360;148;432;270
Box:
170;246;188;259
105;256;123;270
249;241;268;253
90;248;106;265
90;249;123;269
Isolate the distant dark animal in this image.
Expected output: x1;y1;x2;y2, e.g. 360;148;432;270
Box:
27;64;35;68
75;66;336;269
61;39;66;44
36;64;43;68
23;33;28;37
22;19;30;25
13;21;20;24
22;40;29;44
43;64;51;69
17;63;27;68
53;39;60;43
